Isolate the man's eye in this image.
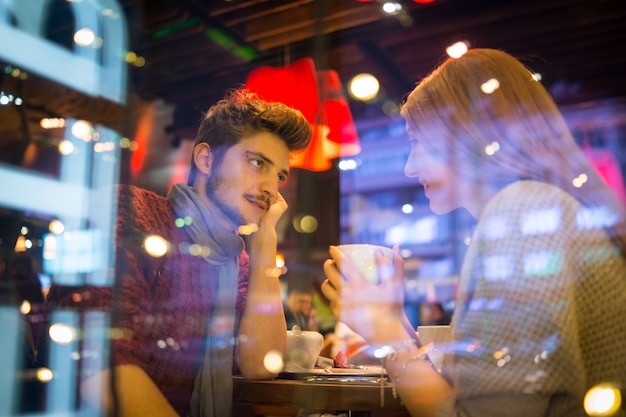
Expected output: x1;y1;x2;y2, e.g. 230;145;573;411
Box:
278;174;287;183
249;158;263;168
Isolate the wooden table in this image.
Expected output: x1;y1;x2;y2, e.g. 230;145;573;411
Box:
233;375;409;417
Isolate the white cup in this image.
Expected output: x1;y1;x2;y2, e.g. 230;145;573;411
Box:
417;325;452;372
284;329;324;369
336;244;394;285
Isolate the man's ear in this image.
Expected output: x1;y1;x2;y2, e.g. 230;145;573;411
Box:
193;143;213;177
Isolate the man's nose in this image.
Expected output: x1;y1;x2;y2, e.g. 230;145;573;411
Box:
260;173;279;200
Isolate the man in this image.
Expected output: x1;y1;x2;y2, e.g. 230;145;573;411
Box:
284;287;317;331
45;89;312;417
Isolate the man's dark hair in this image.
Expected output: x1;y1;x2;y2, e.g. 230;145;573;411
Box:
187;89;312;185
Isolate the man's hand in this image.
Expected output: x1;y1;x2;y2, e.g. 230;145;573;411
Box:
82;365;179;417
261;192;288;230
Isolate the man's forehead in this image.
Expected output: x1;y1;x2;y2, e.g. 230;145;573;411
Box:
239;134;290;168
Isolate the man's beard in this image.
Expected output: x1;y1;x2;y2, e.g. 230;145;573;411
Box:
204;174;245;226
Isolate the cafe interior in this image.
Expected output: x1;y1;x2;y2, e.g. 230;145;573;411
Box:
1;0;625;416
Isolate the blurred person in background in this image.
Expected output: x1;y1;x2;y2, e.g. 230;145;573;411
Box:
322;48;626;417
284;285;318;332
420;301;452;326
45;89;311;417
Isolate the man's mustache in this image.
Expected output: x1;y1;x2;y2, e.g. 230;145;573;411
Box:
245;194;271;210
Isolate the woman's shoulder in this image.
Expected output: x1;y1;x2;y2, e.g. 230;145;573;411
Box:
484;180;581;216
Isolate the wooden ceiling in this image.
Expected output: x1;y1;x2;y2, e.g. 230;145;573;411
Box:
2;0;626;146
118;0;626;130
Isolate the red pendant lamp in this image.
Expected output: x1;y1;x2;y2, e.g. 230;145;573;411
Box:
245;57;361;171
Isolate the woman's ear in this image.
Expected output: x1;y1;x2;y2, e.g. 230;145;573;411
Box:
193;143;213;177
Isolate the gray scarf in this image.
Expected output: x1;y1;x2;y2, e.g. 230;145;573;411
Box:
167;183;244;417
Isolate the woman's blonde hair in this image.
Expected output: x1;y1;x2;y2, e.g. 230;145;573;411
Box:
401;48;626;254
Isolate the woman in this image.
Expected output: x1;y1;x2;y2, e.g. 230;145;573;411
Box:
322;48;626;417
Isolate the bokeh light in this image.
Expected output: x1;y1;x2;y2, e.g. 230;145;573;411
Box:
446;41;469;58
70;120;93;141
20;300;32;315
349;73;380;101
238;223;259;235
263;349;284;373
144;235;168;257
573;173;588;188
37;368;54;383
338;159;358;171
293;214;318;233
74;28;96;46
481;78;500;94
276;252;285;269
584;383;622;416
49;323;77;344
58;140;75;155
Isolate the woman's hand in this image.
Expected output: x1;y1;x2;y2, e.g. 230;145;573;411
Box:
321;245;407;345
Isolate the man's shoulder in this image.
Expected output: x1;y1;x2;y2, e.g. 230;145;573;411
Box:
93;184;174;230
116;184;167;202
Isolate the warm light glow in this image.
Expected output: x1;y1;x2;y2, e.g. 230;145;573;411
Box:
238;223;259;235
573;173;589;188
584;383;622;416
71;120;93;141
382;2;403;14
480;78;500;94
49;323;76;344
245;58;360;171
36;368;54;383
94;142;116;153
14;235;27;252
263;350;284;373
58;140;75;155
20;300;32;315
276;252;285;269
446;41;469;58
74;28;96;46
349;73;380;101
144;235;168;257
40;118;66;129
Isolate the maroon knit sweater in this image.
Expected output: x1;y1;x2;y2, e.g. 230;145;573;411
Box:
46;185;249;416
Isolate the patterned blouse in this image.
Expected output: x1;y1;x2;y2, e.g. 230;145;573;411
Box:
437;181;626;417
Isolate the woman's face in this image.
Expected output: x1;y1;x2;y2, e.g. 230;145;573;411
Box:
404;129;491;219
404;135;459;214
